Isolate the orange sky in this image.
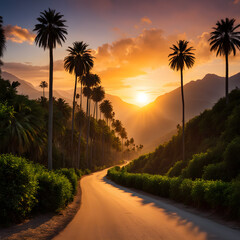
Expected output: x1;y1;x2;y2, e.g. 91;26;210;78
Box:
2;0;240;106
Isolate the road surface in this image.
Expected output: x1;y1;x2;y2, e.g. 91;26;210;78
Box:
54;169;240;240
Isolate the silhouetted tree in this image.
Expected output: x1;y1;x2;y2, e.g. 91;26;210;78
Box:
168;40;195;162
64;41;94;145
0;16;6;75
209;18;240;104
91;86;105;120
39;81;48;98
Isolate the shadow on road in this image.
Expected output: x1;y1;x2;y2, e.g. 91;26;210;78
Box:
101;176;240;240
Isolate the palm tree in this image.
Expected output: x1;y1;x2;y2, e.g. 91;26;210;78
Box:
99;100;113;126
34;8;67;170
0;16;6;75
39;81;48;98
91;86;105;120
209;18;240;104
82;73;100;166
120;127;127;152
64;42;94;145
168;40;195;162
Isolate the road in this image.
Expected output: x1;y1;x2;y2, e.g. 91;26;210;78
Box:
54;169;240;240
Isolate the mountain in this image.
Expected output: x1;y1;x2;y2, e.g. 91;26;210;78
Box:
3;71;240;151
1;71;139;129
125;72;240;151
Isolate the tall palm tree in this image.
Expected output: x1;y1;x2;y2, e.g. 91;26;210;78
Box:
82;73;100;166
168;40;195;162
120;127;127;152
91;85;105;120
39;80;48;98
34;8;67;170
64;41;94;145
0;16;6;75
99;100;113;126
209;18;240;104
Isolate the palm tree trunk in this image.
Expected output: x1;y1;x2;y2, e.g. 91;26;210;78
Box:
80;81;83;109
96;102;98;121
43;88;44;98
93;102;96;119
71;74;77;145
48;47;53;170
226;54;229;104
86;97;91;168
180;68;185;162
77;127;82;169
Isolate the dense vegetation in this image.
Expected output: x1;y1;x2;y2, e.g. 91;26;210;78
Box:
107;167;240;219
126;89;240;181
0;77;139;170
0;154;86;224
107;89;240;219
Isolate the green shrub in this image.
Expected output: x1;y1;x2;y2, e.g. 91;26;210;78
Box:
167;160;186;177
169;177;183;201
226;181;240;218
191;179;206;208
36;171;73;212
56;168;78;195
224;137;240;178
75;168;84;180
202;162;227;181
182;152;211;179
204;180;230;209
84;169;91;175
179;179;193;204
0;154;38;223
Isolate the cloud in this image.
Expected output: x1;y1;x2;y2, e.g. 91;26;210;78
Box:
2;60;66;87
93;28;194;89
163;82;180;88
141;17;152;25
4;25;36;44
234;0;240;4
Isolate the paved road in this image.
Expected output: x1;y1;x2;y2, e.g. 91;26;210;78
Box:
54;169;240;240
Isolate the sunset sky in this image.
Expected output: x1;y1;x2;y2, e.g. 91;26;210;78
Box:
2;0;240;106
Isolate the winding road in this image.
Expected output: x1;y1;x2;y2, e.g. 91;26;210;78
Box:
54;168;240;240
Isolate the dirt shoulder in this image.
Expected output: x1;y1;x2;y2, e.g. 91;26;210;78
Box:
0;180;82;240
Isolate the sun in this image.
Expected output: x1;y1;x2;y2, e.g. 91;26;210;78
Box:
136;92;148;106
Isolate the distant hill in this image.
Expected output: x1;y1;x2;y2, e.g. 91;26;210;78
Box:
1;71;139;130
125;73;240;151
3;71;240;151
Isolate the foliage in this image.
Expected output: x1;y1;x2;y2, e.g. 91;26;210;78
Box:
108;167;240;219
56;168;78;195
127;89;240;181
0;154;38;223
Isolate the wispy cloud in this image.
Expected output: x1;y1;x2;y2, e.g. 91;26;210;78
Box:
141;17;152;25
4;25;36;44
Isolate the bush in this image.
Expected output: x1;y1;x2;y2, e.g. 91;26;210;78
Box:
36;171;73;212
75;168;84;180
169;177;183;201
182;152;212;179
226;181;240;218
107;166;240;219
202;162;227;181
167;160;186;177
179;179;193;204
0;154;38;223
191;180;206;208
56;168;78;195
224;137;240;178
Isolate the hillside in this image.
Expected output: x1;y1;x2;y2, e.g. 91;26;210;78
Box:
1;71;139;129
126;89;240;182
126;72;240;150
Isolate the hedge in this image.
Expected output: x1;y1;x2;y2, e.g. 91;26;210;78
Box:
107;167;240;219
0;154;38;223
0;154;83;224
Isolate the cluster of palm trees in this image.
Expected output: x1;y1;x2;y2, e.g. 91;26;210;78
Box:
32;9;139;169
169;17;240;162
